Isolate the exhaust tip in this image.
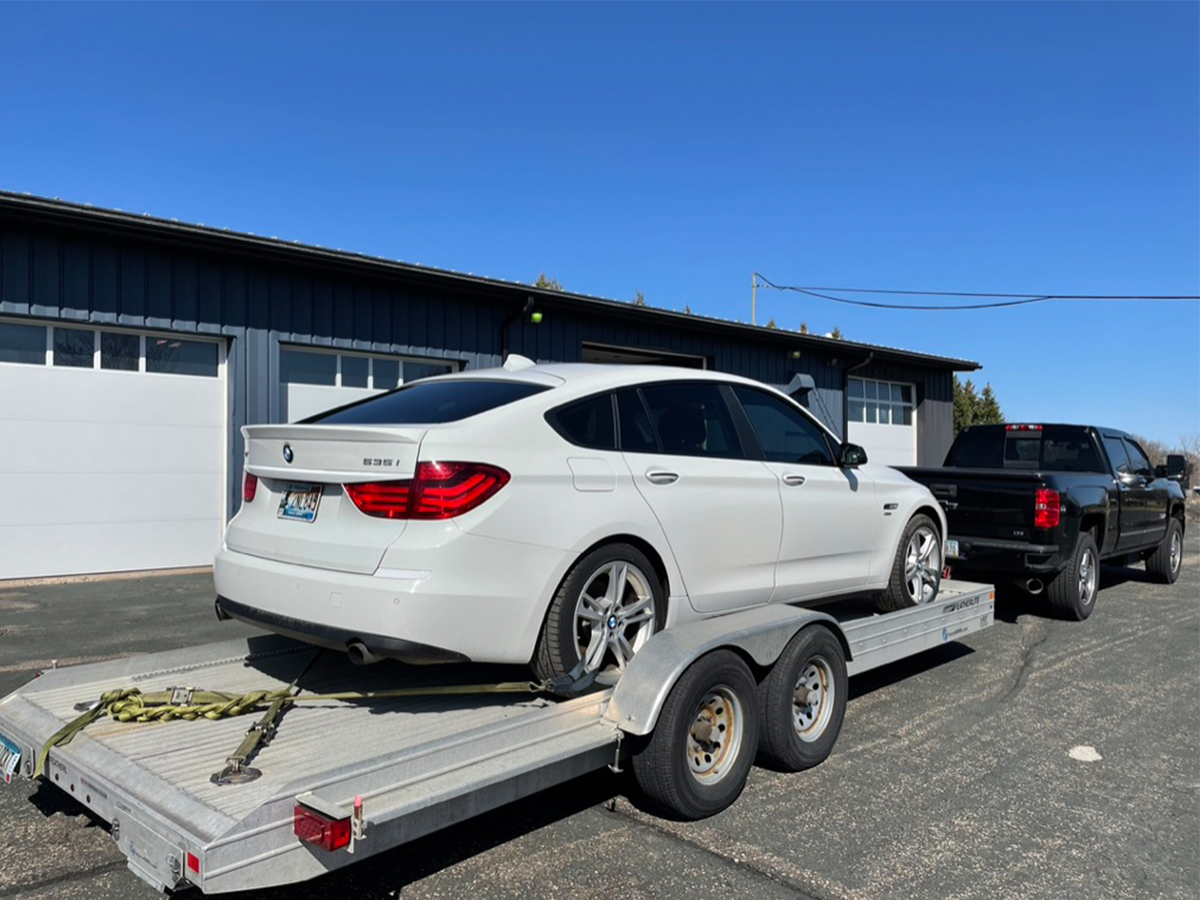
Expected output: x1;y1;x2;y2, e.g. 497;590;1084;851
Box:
347;641;382;666
214;598;231;621
1026;578;1044;595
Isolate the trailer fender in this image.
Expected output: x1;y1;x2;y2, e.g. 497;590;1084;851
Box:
603;604;848;736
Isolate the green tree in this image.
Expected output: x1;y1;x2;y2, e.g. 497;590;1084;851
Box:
766;318;778;329
631;290;646;307
975;383;1004;425
830;326;844;340
534;272;564;291
683;304;692;315
798;321;809;334
953;377;979;437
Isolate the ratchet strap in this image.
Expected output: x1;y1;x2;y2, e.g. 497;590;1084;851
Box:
34;648;558;781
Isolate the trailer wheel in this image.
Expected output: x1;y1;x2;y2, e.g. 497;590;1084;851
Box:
1145;517;1183;585
757;626;847;772
1046;531;1099;620
631;649;758;820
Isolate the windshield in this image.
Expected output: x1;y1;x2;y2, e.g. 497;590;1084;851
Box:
308;379;550;425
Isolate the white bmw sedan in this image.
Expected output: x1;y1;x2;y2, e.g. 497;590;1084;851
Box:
214;360;946;685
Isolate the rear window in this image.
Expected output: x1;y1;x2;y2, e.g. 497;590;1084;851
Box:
947;426;1104;473
309;379;549;425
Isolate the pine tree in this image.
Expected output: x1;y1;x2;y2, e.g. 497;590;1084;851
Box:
766;318;778;329
975;383;1004;425
830;326;844;340
798;322;809;334
953;377;978;436
534;273;564;291
631;290;646;307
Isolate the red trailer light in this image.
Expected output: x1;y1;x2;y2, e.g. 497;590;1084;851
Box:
294;804;352;851
1034;488;1061;529
243;473;258;503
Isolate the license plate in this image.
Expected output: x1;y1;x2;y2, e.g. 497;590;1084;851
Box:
945;539;960;559
0;733;20;784
278;483;323;522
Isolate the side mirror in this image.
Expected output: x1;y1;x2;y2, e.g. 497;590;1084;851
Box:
840;442;868;468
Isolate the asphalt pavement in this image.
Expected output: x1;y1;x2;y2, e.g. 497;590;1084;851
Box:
0;540;1197;900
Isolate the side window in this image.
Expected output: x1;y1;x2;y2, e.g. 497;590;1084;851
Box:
1102;436;1130;474
640;382;744;459
732;386;835;466
548;393;616;451
1123;439;1153;477
616;389;658;453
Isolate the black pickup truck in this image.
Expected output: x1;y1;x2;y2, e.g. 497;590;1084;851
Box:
901;424;1187;620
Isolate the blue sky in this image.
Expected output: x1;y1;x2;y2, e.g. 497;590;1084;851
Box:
2;2;1197;445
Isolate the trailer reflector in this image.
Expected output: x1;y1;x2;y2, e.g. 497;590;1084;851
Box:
294;804;352;851
186;852;200;874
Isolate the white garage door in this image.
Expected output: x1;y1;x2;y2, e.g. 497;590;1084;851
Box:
846;377;917;467
0;320;226;579
280;346;455;422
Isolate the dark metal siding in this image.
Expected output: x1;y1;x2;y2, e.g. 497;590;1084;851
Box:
0;216;956;518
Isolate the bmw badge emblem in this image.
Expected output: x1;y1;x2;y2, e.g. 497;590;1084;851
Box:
283;444;294;464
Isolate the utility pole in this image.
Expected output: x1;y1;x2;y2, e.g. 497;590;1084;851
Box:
751;272;757;325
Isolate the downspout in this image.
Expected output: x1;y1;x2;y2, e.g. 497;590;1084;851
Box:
499;296;535;361
842;352;874;443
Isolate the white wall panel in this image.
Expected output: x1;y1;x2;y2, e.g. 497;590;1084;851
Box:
0;362;225;578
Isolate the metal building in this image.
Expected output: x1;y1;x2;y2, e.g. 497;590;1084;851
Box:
0;192;979;579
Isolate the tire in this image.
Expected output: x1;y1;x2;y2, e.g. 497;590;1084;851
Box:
631;649;759;820
1146;517;1183;585
876;514;943;613
532;542;665;692
1046;531;1099;620
757;626;847;772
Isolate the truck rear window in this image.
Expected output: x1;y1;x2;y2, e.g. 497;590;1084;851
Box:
308;380;550;425
947;426;1104;473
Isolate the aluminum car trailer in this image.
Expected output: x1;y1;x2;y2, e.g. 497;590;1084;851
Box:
0;581;994;894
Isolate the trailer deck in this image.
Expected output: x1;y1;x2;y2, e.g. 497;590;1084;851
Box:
0;580;994;894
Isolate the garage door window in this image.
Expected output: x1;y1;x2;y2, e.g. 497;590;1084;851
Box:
146;338;219;377
53;327;95;368
848;378;913;425
0;321;46;364
101;332;138;371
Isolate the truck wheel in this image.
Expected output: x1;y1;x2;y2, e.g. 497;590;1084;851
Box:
631;649;759;820
875;514;942;613
757;626;847;772
533;543;665;693
1047;531;1099;620
1145;518;1183;585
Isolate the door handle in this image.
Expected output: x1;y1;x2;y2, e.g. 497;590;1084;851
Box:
782;473;807;486
645;470;679;485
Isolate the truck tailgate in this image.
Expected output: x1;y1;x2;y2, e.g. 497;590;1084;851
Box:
900;466;1043;541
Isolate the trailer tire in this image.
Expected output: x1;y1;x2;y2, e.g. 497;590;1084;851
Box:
631;649;758;820
757;625;847;772
876;514;943;613
1145;517;1183;585
1047;531;1099;620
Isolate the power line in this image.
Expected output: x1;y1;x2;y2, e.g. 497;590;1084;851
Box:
753;273;1199;311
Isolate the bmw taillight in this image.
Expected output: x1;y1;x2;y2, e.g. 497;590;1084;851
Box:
345;462;510;520
1034;488;1061;529
243;473;258;504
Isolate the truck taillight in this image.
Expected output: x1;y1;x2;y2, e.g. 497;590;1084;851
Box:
1034;488;1061;529
345;462;510;520
294;804;351;852
243;473;258;503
